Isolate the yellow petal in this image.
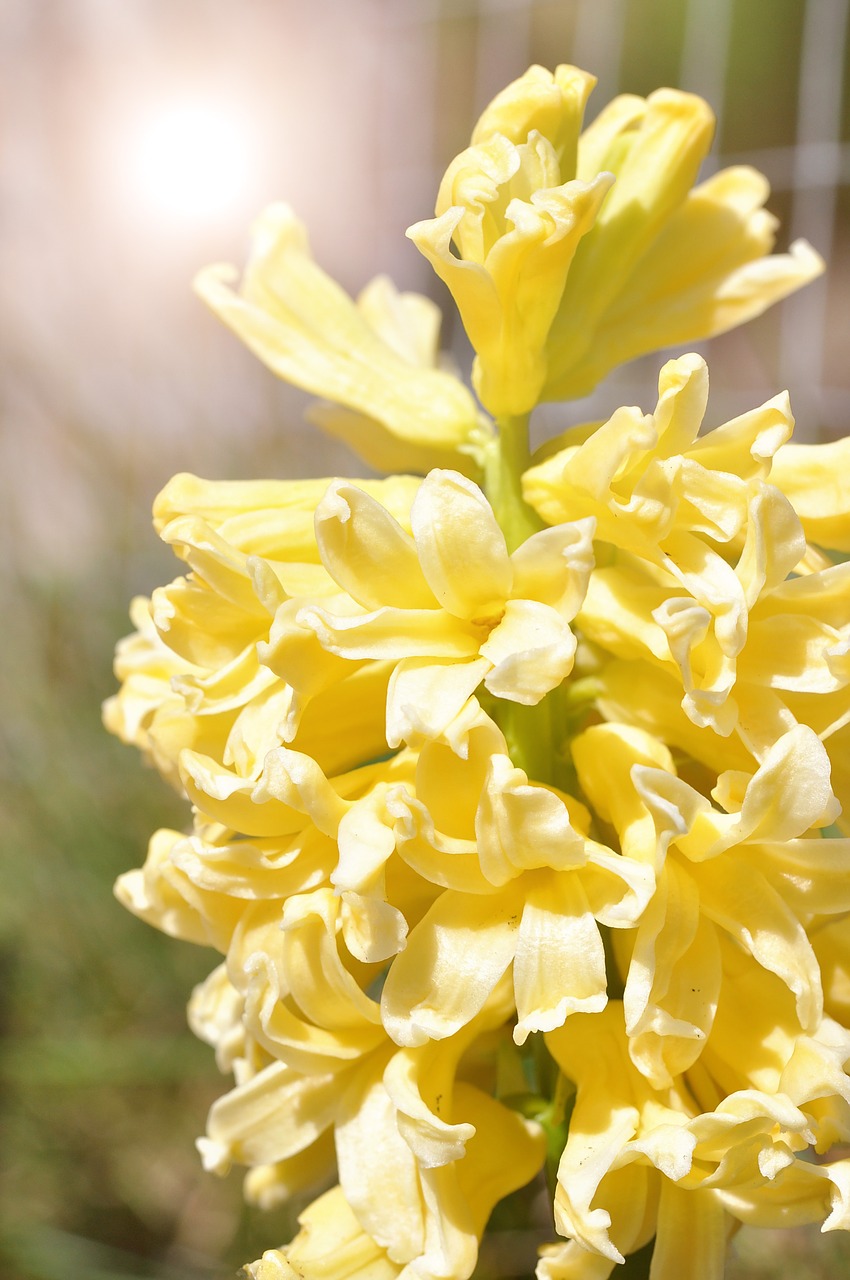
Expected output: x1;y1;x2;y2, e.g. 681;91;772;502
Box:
244;1186;401;1280
306;400;483;479
300;601;481;661
624;860;721;1087
649;1180;729;1280
452;1082;545;1231
280;889;382;1030
380;887;518;1046
770;437;850;552
199;1060;338;1174
513;870;608;1043
471;63;596;179
334;1061;425;1264
171;824;332;903
572;722;674;863
178;751;307;836
480;599;577;702
314;481;434;611
410;470;511;621
114;829;240;949
386;656;491;749
687;387;794;480
508;517;595;617
152;470;422;559
354;274;441;367
755;835;850;917
696;855;823;1031
241;947;384;1075
475;753;586;886
548;90;715;395
723;725;838;850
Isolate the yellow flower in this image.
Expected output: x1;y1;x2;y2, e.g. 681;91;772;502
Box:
244;1058;544;1280
105;473;421;789
376;712;652;1046
213;967;544;1280
408;65;822;416
525;354;850;757
286;469;595;749
573;720;841;1085
408;131;613;417
543;1002;850;1278
195;205;486;474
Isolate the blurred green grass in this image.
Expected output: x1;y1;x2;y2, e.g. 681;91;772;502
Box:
0;564;302;1278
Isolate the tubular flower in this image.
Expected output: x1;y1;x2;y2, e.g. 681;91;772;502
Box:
105;471;422;787
572;721;843;1086
195;206;488;475
378;712;654;1047
107;60;850;1280
525;353;850;758
288;468;595;749
408;64;822;416
244;1073;544;1280
542;1003;850;1280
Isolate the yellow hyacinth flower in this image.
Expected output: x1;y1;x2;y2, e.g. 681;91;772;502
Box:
524;354;850;758
372;712;653;1047
246;1075;544;1280
195;205;487;475
543;1003;850;1279
573;721;843;1086
105;471;422;788
220;971;545;1280
287;468;595;749
408;64;822;417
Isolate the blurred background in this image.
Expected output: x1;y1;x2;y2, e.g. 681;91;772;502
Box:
1;1;849;1277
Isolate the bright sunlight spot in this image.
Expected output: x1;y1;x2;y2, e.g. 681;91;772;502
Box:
128;99;256;225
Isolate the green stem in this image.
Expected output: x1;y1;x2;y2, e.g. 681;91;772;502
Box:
483;413;543;552
481;412;554;775
497;697;557;787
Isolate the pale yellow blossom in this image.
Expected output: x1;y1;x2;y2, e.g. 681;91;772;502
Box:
286;469;594;748
543;1003;850;1279
195;205;486;474
409;65;821;416
524;354;820;745
379;713;652;1046
573;721;841;1085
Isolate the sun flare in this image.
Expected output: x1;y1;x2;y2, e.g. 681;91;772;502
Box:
129;99;255;225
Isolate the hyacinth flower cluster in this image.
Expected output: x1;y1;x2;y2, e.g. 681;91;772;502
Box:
106;65;850;1279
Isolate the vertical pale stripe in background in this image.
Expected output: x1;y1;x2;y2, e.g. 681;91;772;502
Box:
472;0;534;112
781;0;850;436
378;2;442;283
572;0;626;110
679;0;734;169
